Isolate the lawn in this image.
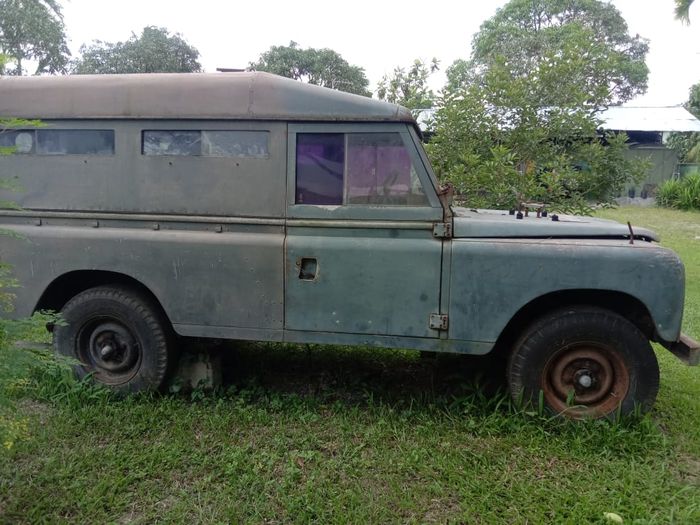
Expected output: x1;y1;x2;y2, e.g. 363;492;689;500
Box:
1;207;699;524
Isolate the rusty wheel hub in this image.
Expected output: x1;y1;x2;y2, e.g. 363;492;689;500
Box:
543;345;629;417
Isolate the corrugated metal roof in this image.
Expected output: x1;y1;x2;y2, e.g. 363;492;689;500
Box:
0;72;414;124
598;106;700;132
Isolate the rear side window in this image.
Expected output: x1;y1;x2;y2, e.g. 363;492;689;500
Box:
295;132;428;206
143;131;200;156
36;130;115;155
0;129;114;156
203;131;268;158
143;130;269;158
0;130;35;154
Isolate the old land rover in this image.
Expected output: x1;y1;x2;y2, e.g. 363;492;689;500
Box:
0;72;697;419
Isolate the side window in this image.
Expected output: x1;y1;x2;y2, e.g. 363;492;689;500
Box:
295;133;344;205
37;130;115;155
143;131;200;156
0;130;35;154
0;129;114;156
143;130;269;158
295;132;428;206
202;131;269;158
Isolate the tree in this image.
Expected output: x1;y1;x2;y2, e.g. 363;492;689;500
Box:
0;0;70;75
376;58;439;111
668;83;700;163
430;61;646;213
248;41;370;97
72;26;202;74
676;0;694;23
428;0;650;214
470;0;649;105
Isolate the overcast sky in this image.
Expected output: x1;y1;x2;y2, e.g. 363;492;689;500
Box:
61;0;699;106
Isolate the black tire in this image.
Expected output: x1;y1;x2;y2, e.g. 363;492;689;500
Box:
54;285;174;393
507;306;659;419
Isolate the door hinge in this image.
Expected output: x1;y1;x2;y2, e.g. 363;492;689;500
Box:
432;222;452;238
429;313;449;331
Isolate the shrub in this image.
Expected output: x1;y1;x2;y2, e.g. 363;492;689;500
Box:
657;174;700;210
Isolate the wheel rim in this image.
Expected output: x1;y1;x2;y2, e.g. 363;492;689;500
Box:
77;318;141;384
542;343;630;418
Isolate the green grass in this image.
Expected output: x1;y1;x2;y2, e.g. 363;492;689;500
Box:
1;207;699;524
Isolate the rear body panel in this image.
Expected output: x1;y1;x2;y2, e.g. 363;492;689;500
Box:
0;217;285;332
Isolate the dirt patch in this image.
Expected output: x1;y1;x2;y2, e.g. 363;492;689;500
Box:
16;399;54;427
677;453;700;486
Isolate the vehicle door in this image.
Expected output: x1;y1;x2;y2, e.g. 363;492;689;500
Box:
284;123;445;339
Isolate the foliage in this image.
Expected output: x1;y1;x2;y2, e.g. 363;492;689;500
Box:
429;56;648;214
248;41;370;97
469;0;649;105
72;26;202;75
676;0;695;23
429;0;650;213
0;0;70;75
667;83;700;163
657;174;700;210
376;58;439;111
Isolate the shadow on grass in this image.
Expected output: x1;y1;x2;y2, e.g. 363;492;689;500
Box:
215;341;508;409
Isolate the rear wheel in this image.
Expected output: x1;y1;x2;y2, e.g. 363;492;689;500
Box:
507;307;659;419
54;285;174;393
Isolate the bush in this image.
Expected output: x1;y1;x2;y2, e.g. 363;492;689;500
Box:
657;174;700;210
428;59;649;216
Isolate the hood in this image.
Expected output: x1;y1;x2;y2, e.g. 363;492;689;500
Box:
451;207;659;242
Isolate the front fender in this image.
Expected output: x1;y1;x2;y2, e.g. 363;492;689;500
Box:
448;238;685;344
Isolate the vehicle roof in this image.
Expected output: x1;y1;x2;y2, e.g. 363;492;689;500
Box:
0;72;415;125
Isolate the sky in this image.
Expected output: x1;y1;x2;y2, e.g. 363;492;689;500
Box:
60;0;700;107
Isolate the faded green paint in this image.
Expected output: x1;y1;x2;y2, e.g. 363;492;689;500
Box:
448;236;684;344
0;73;693;365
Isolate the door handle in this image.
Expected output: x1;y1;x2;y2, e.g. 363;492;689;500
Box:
298;257;318;280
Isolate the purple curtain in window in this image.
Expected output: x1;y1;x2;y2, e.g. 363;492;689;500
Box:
295;133;344;205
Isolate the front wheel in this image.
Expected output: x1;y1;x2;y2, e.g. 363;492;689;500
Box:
54;285;174;393
507;307;659;419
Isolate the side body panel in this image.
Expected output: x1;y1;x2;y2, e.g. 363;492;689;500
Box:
0;119;287;332
448;238;685;345
285;224;441;337
0;120;287;217
0;218;285;333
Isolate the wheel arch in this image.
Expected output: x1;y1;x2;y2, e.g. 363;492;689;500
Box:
34;270;171;326
491;289;656;357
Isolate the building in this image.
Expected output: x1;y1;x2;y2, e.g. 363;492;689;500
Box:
600;106;700;199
